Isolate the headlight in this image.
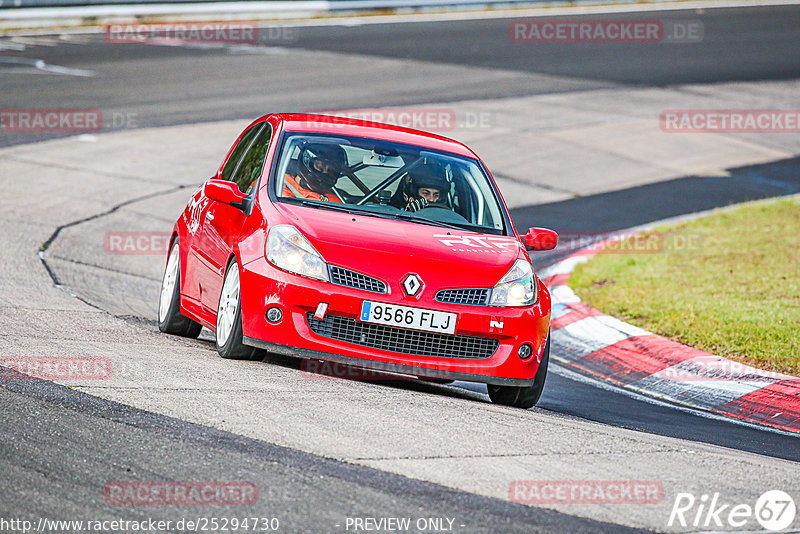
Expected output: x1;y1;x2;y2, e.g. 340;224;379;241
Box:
490;259;537;307
266;225;329;282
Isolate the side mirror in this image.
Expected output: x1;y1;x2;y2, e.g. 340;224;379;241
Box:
205;179;247;209
523;227;558;251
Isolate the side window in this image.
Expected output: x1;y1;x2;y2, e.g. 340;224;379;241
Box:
220;124;262;183
231;124;273;194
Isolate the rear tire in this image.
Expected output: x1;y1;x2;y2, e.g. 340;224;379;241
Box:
158;239;202;338
215;258;262;361
488;334;550;409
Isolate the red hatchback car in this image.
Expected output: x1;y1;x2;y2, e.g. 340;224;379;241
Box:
158;114;558;408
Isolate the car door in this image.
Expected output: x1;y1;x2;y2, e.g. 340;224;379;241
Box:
196;122;273;314
184;123;262;307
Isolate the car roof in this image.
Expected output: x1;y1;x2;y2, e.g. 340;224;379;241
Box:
263;113;478;159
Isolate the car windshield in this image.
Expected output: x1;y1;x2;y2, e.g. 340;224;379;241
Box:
273;132;507;234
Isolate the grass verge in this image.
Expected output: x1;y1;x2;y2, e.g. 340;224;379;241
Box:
569;195;800;375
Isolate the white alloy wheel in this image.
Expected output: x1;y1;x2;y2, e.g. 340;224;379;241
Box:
159;243;180;324
216;265;240;348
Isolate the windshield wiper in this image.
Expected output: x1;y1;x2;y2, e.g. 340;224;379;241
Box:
392;212;465;230
299;199;403;218
298;200;360;214
296;199;466;230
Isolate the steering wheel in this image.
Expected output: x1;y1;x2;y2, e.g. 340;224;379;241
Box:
418;202;452;210
414;203;470;224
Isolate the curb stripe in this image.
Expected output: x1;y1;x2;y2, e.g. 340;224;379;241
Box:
570;335;694;386
633;374;773;408
553;315;650;357
713;380;800;433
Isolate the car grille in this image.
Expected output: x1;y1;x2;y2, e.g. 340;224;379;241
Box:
329;266;387;293
435;288;491;306
307;313;498;360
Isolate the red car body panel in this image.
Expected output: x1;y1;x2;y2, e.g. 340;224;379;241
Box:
169;114;552;385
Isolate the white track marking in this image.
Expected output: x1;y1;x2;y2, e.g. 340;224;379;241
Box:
549;285;580;304
10;36;61;47
0;56;95;76
0;40;26;51
553;315;650;357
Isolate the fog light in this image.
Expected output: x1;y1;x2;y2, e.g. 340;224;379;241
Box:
518;343;533;359
266;307;283;323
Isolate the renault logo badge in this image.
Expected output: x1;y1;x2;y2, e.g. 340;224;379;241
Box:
402;274;423;297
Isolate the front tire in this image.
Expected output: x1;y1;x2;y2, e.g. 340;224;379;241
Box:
488;334;550;409
215;258;261;360
158;239;202;338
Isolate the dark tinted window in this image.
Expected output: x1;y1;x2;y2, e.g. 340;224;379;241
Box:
231;123;273;194
220;123;262;183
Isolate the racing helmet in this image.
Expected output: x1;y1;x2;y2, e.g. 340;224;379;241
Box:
298;142;348;192
403;162;449;202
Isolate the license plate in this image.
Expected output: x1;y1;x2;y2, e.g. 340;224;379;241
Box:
359;301;457;335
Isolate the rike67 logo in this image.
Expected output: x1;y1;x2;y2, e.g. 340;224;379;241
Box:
668;490;796;531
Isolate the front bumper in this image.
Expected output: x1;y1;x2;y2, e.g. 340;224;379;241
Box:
239;257;551;384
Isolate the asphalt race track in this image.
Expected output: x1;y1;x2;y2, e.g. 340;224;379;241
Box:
1;3;800;532
2;5;799;147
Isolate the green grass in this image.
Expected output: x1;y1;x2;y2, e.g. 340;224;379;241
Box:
569;195;800;375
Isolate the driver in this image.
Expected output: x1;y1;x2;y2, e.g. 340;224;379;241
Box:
397;163;449;212
283;143;347;203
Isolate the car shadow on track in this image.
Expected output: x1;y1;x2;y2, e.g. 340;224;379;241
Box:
157;321;800;463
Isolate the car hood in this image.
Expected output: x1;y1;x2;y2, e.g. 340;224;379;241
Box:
274;203;525;289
